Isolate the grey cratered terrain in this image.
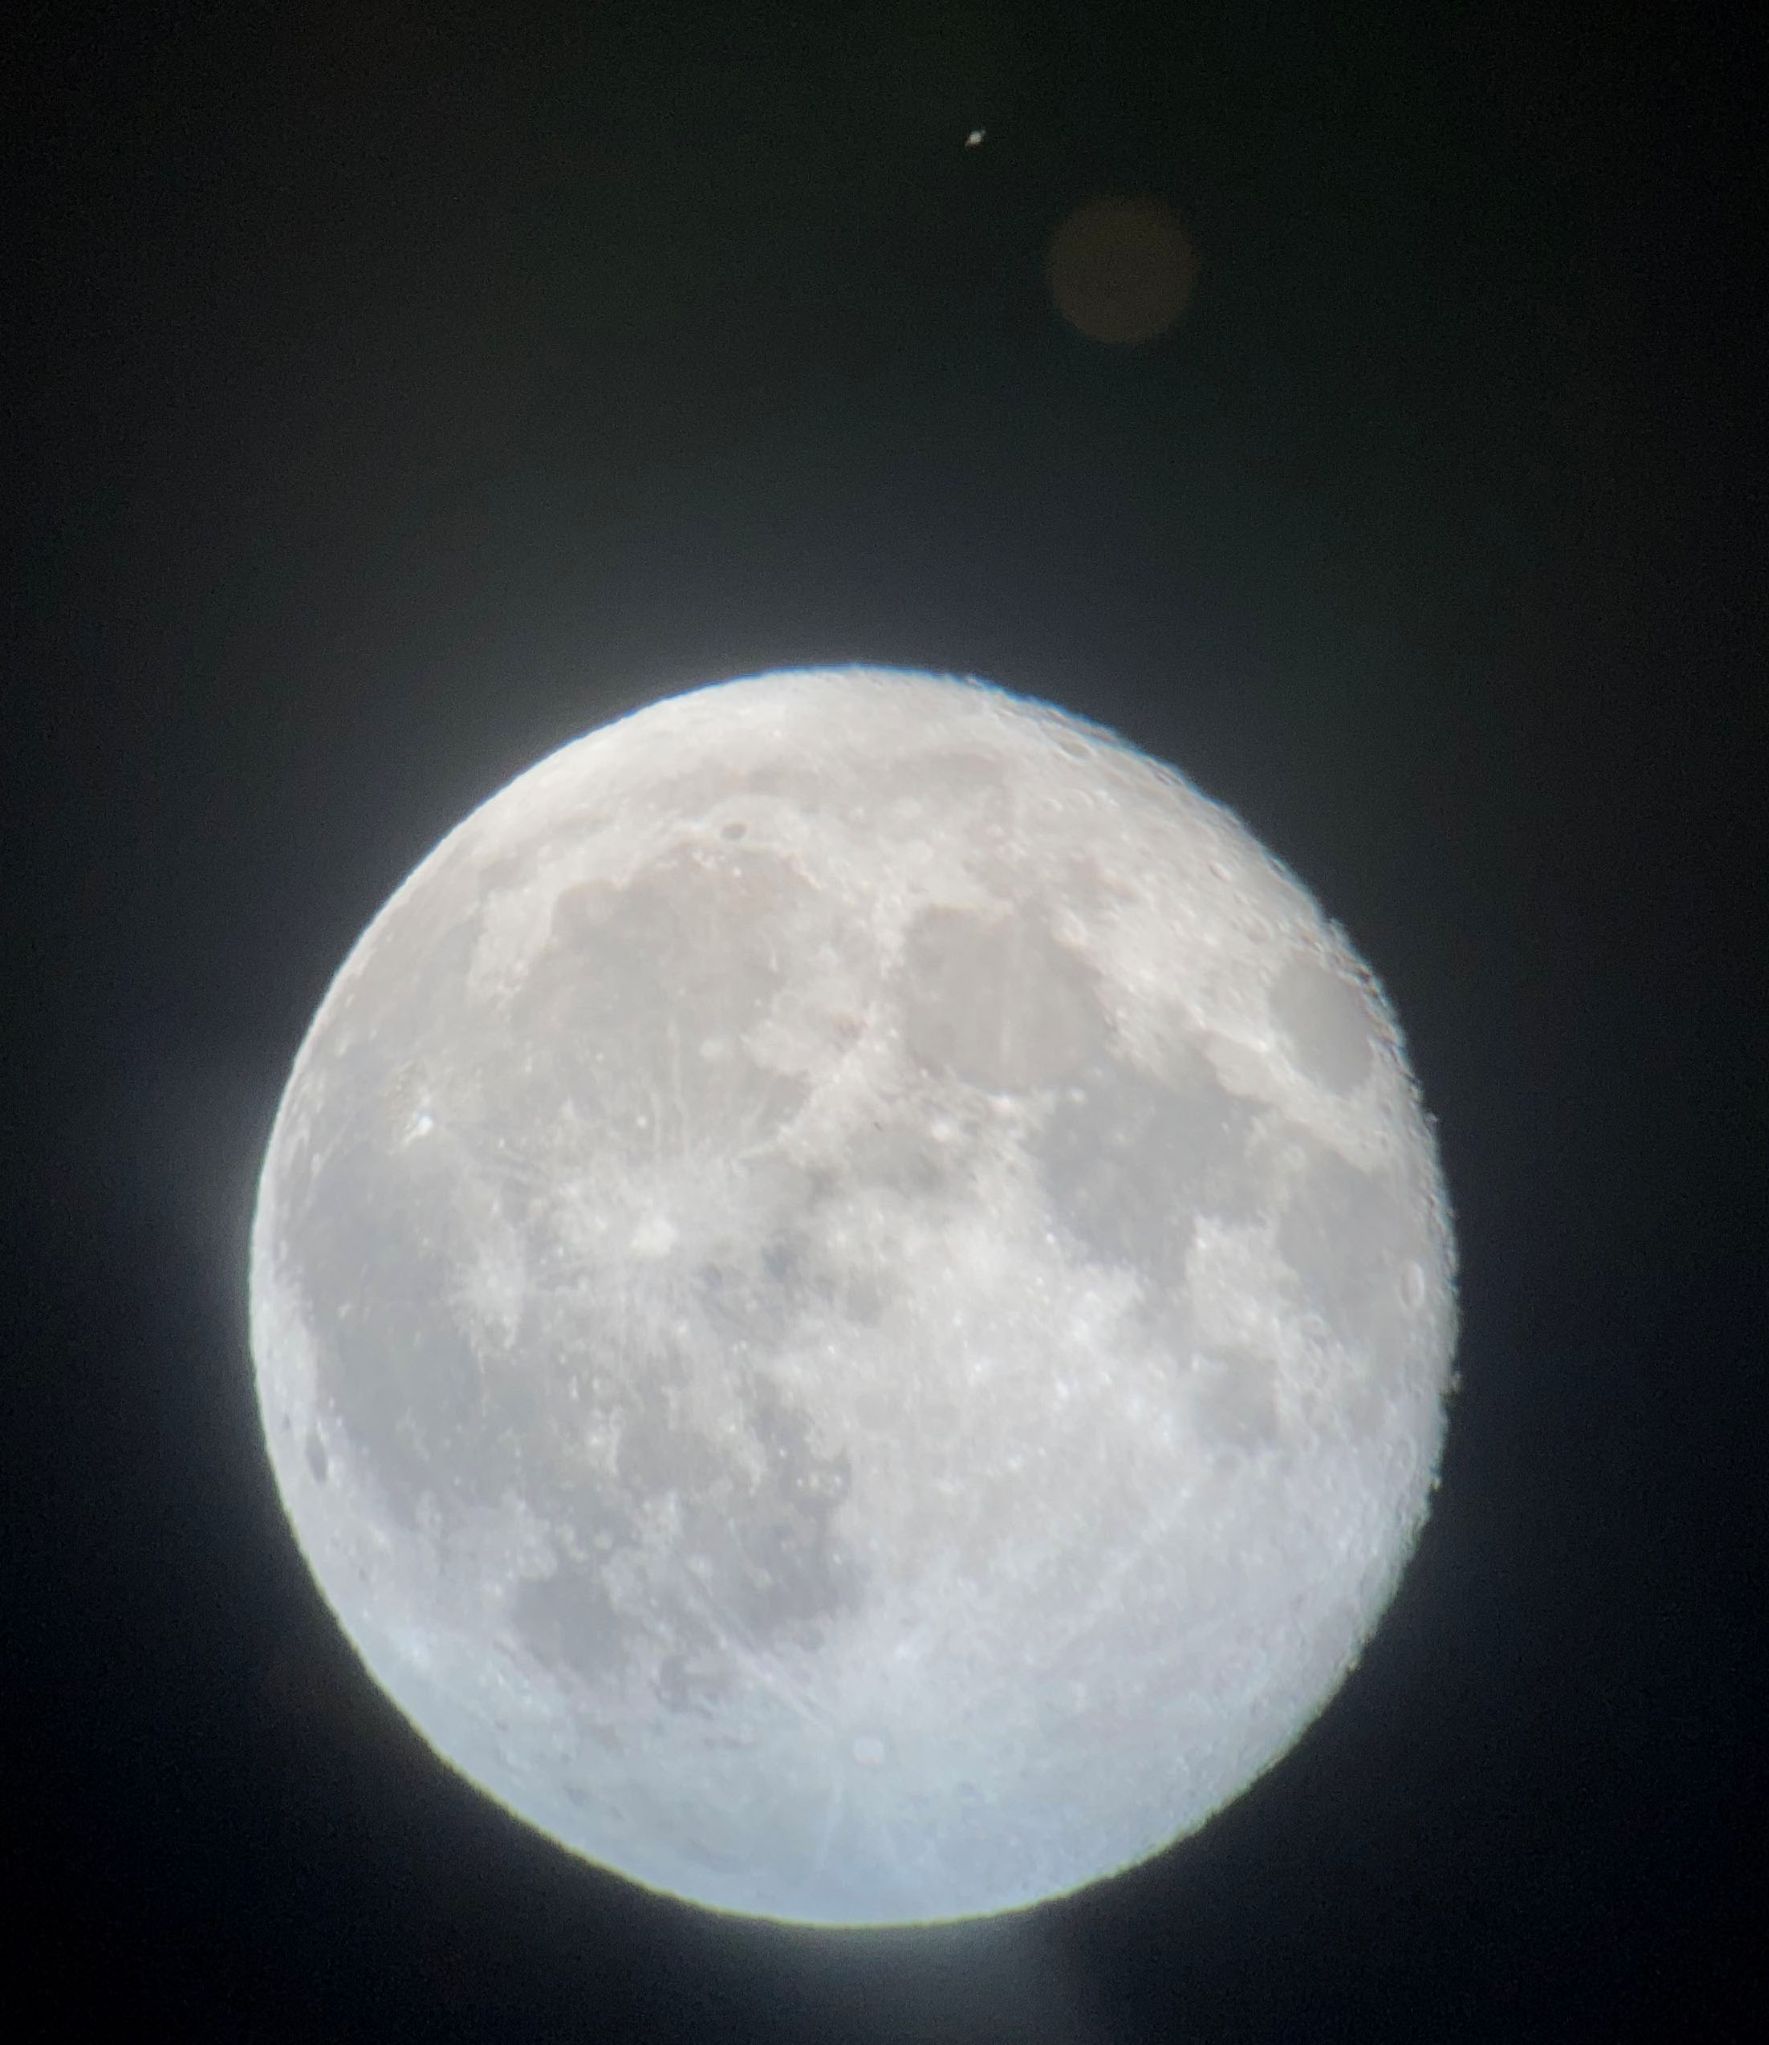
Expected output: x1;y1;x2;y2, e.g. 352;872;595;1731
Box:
251;666;1457;1926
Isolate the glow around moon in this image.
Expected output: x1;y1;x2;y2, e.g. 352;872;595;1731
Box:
250;666;1457;1927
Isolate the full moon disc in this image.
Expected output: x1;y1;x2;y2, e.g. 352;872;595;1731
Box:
251;666;1457;1927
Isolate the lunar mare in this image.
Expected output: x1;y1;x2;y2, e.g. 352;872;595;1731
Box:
250;666;1457;1926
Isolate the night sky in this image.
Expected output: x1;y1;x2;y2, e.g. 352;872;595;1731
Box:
10;3;1762;2039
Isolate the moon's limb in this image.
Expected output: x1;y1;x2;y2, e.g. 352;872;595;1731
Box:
251;666;1457;1926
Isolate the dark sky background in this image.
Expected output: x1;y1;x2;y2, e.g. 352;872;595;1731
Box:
9;2;1763;2039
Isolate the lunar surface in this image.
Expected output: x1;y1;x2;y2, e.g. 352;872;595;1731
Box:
250;666;1457;1926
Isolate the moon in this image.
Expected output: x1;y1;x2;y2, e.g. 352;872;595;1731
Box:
250;666;1457;1927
